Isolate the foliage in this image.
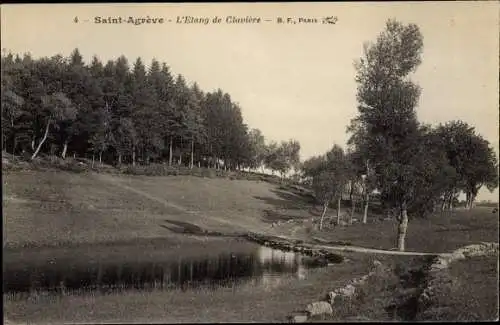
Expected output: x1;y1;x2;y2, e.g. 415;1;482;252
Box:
310;144;350;205
1;49;290;172
264;139;301;178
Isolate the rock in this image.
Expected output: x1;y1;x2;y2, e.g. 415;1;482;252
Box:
335;284;356;298
456;242;499;258
449;251;466;261
327;291;338;304
289;314;308;323
306;301;333;316
325;253;344;263
356;277;367;285
344;316;372;321
351;277;362;285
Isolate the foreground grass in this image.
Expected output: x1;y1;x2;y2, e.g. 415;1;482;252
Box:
416;254;499;321
4;252;390;323
312;253;499;322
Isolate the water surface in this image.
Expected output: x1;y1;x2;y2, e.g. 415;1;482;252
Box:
4;239;334;295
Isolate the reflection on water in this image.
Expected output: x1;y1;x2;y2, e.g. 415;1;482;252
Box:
3;243;328;295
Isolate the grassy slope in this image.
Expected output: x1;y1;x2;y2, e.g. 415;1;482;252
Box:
3;170;291;248
3;169;499;322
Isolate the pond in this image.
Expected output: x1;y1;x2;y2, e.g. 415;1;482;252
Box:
3;239;339;296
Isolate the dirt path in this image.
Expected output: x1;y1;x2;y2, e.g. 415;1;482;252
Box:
313;243;451;257
95;173;236;228
94;173;277;236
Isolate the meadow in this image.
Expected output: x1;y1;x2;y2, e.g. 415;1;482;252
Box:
3;166;499;323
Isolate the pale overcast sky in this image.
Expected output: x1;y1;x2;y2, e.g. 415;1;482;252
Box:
1;2;498;200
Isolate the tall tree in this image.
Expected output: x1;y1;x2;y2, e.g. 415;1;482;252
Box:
433;121;498;210
131;57;162;165
59;48;92;159
247;128;267;171
109;56;135;165
311;144;350;230
185;82;207;168
1;53;25;153
350;19;425;251
31;92;76;160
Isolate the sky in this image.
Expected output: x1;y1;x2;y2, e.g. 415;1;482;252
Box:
1;2;498;201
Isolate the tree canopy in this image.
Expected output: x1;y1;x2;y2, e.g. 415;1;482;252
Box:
1;49;301;174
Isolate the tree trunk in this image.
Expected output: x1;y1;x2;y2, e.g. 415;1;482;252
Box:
2;125;5;152
12;136;17;156
92;154;95;168
190;138;194;169
319;202;328;231
467;191;476;210
350;193;356;223
31;120;50;160
397;203;409;252
362;195;369;224
118;153;122;166
1;129;5;152
168;137;173;167
132;146;136;166
61;140;68;159
99;151;103;165
336;197;341;225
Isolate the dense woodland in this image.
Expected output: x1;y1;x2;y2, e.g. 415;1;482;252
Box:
1;49;300;176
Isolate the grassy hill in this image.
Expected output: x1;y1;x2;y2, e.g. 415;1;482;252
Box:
4;166;498;252
3;169;299;248
3;167;498;323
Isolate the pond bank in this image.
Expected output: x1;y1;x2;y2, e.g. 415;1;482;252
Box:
4;250;385;324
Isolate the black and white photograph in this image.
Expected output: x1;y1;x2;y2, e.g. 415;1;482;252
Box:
2;2;499;323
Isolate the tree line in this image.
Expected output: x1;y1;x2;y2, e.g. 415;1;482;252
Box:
1;49;300;174
300;19;498;251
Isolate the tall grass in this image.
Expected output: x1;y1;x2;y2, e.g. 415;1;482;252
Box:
3;274;284;305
